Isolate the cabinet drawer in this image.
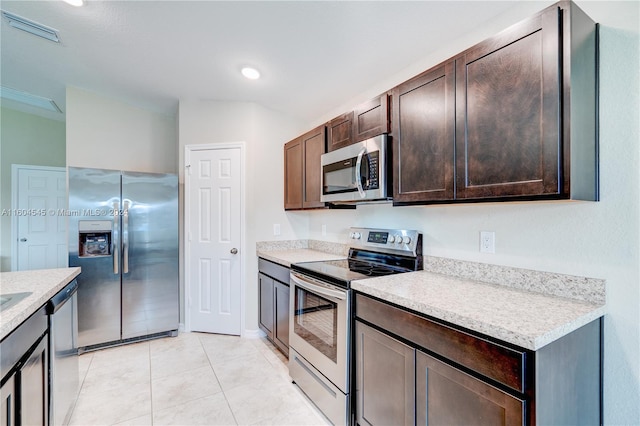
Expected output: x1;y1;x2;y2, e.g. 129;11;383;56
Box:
355;293;527;393
258;258;290;284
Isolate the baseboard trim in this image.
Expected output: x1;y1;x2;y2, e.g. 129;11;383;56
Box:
244;328;266;339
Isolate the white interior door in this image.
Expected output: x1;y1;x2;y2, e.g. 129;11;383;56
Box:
186;146;243;335
12;165;67;271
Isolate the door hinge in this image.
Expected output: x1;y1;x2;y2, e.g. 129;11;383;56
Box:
186;164;191;175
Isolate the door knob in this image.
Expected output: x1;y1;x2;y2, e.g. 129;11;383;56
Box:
230;248;238;254
20;238;27;242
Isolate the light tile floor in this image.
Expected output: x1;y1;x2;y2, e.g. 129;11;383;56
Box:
69;332;330;425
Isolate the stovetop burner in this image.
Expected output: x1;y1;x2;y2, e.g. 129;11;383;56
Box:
291;228;423;287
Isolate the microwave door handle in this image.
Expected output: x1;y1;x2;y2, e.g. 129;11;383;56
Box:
355;147;367;198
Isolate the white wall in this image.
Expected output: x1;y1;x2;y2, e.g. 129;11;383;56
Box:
178;100;308;332
301;2;640;424
66;86;177;173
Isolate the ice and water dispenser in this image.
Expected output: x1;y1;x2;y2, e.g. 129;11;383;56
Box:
78;220;112;257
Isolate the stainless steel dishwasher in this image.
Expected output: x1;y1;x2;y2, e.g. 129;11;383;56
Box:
46;279;79;426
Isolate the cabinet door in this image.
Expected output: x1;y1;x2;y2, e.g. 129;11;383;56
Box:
392;61;455;203
354;94;390;142
356;321;414;426
20;335;49;426
258;273;274;339
416;350;524;426
273;281;290;356
455;7;561;200
0;373;15;426
327;112;354;152
284;138;303;210
302;126;326;209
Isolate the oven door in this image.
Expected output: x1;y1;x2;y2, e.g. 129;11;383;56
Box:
289;271;349;392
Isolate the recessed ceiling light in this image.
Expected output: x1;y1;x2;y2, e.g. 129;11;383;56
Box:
0;86;62;113
241;67;260;80
1;10;60;43
63;0;84;6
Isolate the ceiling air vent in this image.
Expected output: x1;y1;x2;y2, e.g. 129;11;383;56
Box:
1;10;59;43
0;86;62;113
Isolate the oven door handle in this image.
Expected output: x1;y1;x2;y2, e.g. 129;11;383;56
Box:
290;273;347;301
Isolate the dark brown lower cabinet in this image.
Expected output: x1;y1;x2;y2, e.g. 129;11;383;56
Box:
0;306;49;426
415;350;524;426
20;336;49;426
273;281;290;353
258;273;274;339
354;292;601;426
355;321;414;426
258;258;290;357
0;373;16;426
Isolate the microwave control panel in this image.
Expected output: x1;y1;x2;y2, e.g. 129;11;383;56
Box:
363;152;379;190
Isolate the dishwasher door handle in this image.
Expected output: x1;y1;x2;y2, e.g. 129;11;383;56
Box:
46;279;79;314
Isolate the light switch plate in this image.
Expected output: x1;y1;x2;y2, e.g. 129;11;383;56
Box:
273;224;281;236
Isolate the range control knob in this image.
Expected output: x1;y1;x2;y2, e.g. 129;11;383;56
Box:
394;235;403;244
402;236;412;244
387;235;395;243
351;232;361;240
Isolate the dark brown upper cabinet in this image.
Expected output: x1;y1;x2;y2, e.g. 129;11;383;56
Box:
284;125;326;210
455;1;598;202
326;94;390;152
392;62;455;204
353;94;390;142
284;138;303;210
390;1;597;205
455;6;561;200
302;125;326;209
327;112;354;152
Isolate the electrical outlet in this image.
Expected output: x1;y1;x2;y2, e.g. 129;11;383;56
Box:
480;231;495;253
321;224;327;236
273;224;281;236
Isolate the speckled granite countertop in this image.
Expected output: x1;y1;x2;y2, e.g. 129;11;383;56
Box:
257;249;346;267
351;271;605;351
0;268;81;341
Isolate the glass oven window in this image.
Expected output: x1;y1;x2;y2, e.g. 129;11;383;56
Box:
294;286;338;362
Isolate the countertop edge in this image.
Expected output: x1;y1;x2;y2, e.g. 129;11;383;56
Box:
351;279;605;351
0;267;81;341
257;249;346;267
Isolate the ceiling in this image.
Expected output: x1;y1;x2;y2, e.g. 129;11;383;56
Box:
1;1;535;124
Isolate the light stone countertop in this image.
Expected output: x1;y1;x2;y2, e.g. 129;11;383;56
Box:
0;267;81;341
351;270;606;351
257;249;346;267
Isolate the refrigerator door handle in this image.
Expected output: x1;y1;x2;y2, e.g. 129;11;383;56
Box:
113;201;119;274
123;200;130;274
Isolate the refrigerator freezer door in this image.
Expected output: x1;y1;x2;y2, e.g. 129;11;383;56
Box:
121;172;179;339
68;167;122;348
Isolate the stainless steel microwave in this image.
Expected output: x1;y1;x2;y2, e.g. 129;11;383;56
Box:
321;134;390;203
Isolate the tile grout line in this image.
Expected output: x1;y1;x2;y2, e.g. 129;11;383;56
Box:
67;352;93;425
198;333;240;426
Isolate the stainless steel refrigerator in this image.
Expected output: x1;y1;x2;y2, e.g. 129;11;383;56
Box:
68;167;179;351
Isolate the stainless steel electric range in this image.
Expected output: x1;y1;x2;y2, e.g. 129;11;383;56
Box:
288;228;423;425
